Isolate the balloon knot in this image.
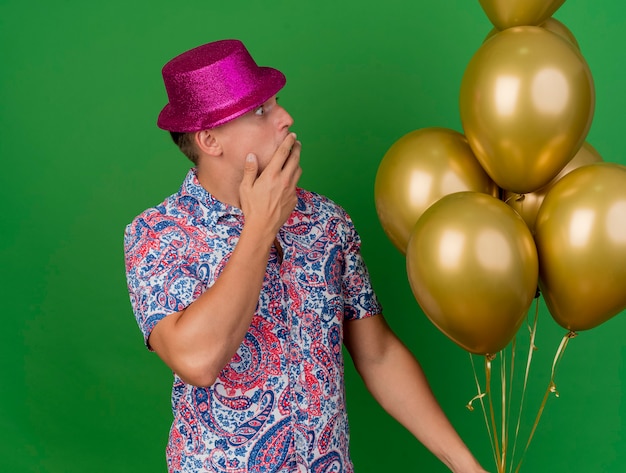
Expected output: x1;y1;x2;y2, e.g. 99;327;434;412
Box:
466;392;486;411
549;381;560;398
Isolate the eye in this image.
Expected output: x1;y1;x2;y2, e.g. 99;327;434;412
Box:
254;105;265;116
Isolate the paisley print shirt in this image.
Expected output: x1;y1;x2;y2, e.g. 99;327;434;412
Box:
124;169;382;473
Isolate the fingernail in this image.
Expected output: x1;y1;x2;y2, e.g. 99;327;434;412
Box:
246;153;255;162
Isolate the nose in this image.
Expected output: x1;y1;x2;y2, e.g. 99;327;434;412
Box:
276;104;294;130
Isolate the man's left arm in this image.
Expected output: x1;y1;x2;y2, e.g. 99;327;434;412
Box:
344;314;488;473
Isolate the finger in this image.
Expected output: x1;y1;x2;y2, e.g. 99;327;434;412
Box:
282;140;302;183
266;133;297;172
290;164;303;189
240;153;258;190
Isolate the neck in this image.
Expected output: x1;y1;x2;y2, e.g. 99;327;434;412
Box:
196;161;242;209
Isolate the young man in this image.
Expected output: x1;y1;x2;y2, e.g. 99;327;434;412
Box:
124;39;487;473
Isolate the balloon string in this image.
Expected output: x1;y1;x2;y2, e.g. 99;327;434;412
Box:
485;354;504;473
467;354;497;468
513;330;577;473
500;347;507;472
508;297;540;473
507;336;516;443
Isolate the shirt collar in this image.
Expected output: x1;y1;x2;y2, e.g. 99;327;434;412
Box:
177;168;242;227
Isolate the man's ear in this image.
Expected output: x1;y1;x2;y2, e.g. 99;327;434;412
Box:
194;130;222;157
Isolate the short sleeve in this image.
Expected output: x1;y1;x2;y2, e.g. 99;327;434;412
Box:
123;212;205;348
340;208;383;321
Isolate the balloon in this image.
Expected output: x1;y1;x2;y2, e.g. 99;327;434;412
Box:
478;0;566;30
485;17;580;50
535;163;626;331
460;26;595;194
375;127;499;254
538;17;580;49
406;192;538;355
504;142;603;232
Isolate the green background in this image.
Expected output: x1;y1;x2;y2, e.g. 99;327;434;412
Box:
2;0;625;471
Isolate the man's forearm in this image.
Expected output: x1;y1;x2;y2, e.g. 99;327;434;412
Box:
346;316;487;473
